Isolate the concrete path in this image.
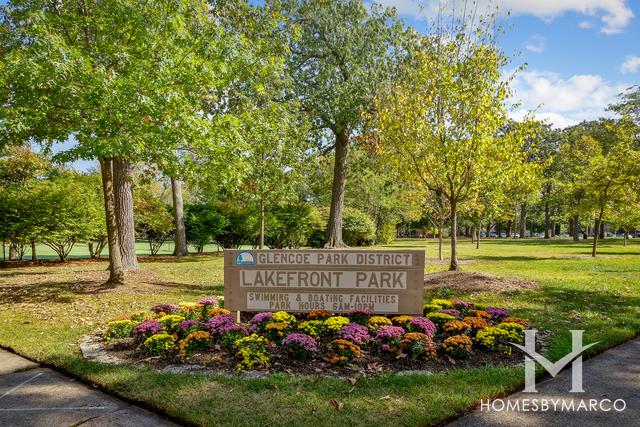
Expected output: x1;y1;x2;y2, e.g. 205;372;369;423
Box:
449;337;640;426
0;349;179;427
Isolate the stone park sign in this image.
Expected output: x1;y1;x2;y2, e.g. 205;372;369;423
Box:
224;249;425;316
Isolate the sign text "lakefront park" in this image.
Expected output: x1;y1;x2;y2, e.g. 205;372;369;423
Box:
224;250;425;315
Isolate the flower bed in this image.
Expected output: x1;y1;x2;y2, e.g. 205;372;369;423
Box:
96;296;530;375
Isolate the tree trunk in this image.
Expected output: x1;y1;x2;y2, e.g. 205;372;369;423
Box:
486;223;491;238
449;201;459;271
31;239;36;261
438;221;443;261
113;158;139;270
170;177;189;256
258;194;265;249
599;221;605;239
544;202;550;239
325;129;349;248
572;216;580;241
99;158;125;285
506;220;512;238
592;207;605;257
496;222;502;238
476;224;480;249
551;220;556;237
519;203;527;238
624;228;628;246
470;226;475;243
9;241;17;261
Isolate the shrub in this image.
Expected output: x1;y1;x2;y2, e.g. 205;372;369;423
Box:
235;334;269;371
501;317;530;327
443;320;471;335
177;320;202;338
178;331;211;357
391;315;414;329
443;335;473;359
265;322;290;342
468;309;492;319
476;325;524;355
375;325;405;351
328;339;362;365
104;320;137;343
324;316;350;333
342;208;375;246
307;310;332;320
264;203;317;249
143;333;174;356
422;303;443;314
347;309;371;326
220;326;247;350
431;299;453;308
159;314;186;333
213;201;257;249
375;222;397;245
282;333;318;360
338;323;371;346
462;317;490;335
132;320;163;343
368;316;392;331
184;203;228;252
486;306;510;319
408;317;437;337
272;311;297;325
427;312;456;329
400;332;437;359
297;320;324;338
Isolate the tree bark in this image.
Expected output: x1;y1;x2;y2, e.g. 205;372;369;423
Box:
506;220;512;238
31;239;36;261
624;228;628;246
449;200;459;271
258;193;265;249
99;158;125;285
476;224;480;249
113;158;139;270
572;215;580;241
592;207;605;257
519;203;527;238
325;129;349;248
9;241;17;261
544;201;550;239
170;177;189;256
438;221;443;261
599;221;605;239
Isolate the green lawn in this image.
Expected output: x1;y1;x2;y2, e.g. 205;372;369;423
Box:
1;238;639;426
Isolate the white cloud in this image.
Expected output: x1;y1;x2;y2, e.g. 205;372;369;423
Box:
376;0;634;34
620;55;640;74
525;35;545;53
510;70;628;128
579;20;595;29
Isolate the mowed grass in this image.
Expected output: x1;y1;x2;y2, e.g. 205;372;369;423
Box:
1;238;639;426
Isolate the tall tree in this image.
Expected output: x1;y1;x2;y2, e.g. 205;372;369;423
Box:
276;0;405;247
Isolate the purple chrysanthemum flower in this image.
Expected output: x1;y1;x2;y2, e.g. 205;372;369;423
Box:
438;309;461;317
453;300;473;308
133;320;163;340
198;296;219;307
205;314;235;335
283;333;318;353
338;323;371;345
347;309;372;317
375;325;405;340
249;312;273;325
486;307;509;318
150;303;180;314
409;317;437;337
178;319;201;332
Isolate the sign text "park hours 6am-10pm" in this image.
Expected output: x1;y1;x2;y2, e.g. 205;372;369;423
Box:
223;249;425;316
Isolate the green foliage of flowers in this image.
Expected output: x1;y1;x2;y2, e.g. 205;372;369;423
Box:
323;316;350;333
475;325;524;355
158;314;186;333
427;312;456;328
400;332;436;359
297;320;324;337
431;299;453;308
179;331;211;357
422;303;443;314
143;333;174;356
235;334;269;371
220;329;246;350
104;320;137;342
272;311;297;325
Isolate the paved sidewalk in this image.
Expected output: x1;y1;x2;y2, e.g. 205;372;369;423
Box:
449;337;640;426
0;349;179;427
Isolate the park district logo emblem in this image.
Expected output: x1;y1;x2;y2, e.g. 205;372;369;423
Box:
512;329;598;392
236;252;255;266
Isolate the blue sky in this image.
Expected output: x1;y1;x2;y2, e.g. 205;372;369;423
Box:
380;0;640;128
